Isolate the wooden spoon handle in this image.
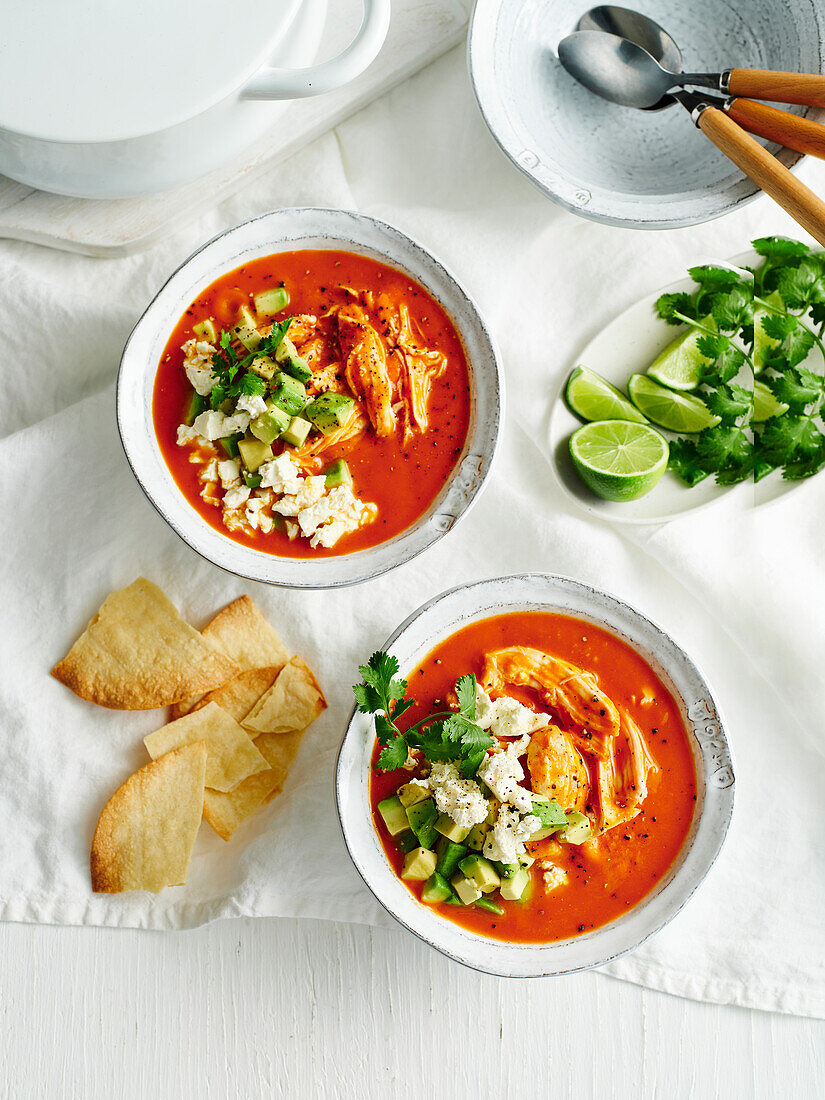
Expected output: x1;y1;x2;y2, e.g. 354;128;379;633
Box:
697;106;825;247
726;98;825;159
727;69;825;108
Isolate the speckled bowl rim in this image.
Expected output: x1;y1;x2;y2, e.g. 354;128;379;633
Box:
336;573;735;978
116;207;503;588
467;0;825;229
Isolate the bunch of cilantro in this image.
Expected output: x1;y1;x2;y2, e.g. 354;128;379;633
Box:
751;237;825;480
207;319;292;410
353;652;494;776
655;264;754;487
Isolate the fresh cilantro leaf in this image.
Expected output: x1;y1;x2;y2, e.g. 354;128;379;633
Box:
769;367;823;411
778;258;825;310
688;264;743;288
377;738;410;771
698;341;745;386
358;651;402;693
761;312;798;341
752;236;810;259
695;333;726;360
239;372;267;397
374;712;399;746
710;284;753;332
703;383;752;423
656;292;696;325
257;317;293;358
783;443;825;480
759;413;825;464
455;674;477;719
760;312;815;370
668;438;712;487
715;455;753;485
694;423;753;468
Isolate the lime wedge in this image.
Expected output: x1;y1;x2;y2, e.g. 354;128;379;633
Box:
627;374;721;433
569;420;669;502
565;366;648;424
646;317;715;391
753;379;789;423
753;292;784;373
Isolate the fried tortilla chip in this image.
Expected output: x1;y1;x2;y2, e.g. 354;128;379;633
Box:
242;657;326;736
143;702;268;793
91;742;207;893
52;578;239;710
171;596;290;719
189;666;282;723
202;728;306;841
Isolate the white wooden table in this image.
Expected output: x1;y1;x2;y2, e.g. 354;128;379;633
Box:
2;915;822;1097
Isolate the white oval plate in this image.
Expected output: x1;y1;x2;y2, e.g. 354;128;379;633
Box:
549;249;813;525
468;0;824;229
118;208;502;588
336;573;734;978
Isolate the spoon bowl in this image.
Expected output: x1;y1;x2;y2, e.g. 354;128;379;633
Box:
557;31;692;110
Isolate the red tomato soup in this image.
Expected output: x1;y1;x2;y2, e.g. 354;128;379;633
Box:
369;612;698;944
153;250;472;557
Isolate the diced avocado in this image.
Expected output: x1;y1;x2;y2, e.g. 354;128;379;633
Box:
271;514;287;535
444;896;462;906
500;867;530;902
304;393;356;435
466;822;488;851
402;847;437;881
434;814;471;843
377;795;408;838
237;436;272;473
250;404;291;445
474;896;504;915
249;354;277;381
435;838;467;879
233;317;261;352
558;810;592;845
406;799;438;849
458;854;501;894
281;416;312;448
243;471;262;489
217;433;243;459
451;873;482;906
485;800;498;825
254;287;290;316
184;391;208;426
529;798;568;841
271;371;308;417
397;782;431;808
324;459;353;489
518;853;535;868
396;830;418;854
192;318;217;343
491;861;519;879
275;336;312;384
421;872;452;904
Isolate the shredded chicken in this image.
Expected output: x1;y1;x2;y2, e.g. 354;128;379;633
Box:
336;304;396;437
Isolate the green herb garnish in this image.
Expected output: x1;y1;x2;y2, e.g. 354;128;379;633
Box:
353;651;495;777
208;320;292;410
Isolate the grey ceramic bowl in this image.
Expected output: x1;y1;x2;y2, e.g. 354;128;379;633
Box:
336;573;735;977
117;208;502;588
469;0;825;228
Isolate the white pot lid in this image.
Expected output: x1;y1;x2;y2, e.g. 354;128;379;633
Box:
0;0;303;143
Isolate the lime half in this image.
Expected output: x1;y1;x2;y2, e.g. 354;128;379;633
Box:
628;374;720;433
753;379;789;423
569;420;669;502
565;366;648;424
646;320;715;391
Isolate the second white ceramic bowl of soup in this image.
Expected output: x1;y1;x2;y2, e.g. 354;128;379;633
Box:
117;208;502;587
336;573;735;977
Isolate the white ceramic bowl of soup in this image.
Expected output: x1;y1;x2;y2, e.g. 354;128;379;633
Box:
336;573;735;977
117;207;503;588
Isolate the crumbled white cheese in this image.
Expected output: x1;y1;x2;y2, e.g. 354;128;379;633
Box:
217;458;241;488
182;338;218;396
223;484;251;511
245;496;273;532
483;806;540;865
427;762;489;829
540;860;568;893
198;458;219;485
259;452;303;494
193;409;251;441
477;750;534;814
474;686;550;739
285;520;299;541
235;393;268;418
176;424;202;446
274;475;328;518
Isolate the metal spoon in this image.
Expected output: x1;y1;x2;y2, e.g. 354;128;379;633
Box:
571;10;825;157
557;31;825;247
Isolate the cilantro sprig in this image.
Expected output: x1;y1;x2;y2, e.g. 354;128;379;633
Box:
208;319;292;410
353;652;495;777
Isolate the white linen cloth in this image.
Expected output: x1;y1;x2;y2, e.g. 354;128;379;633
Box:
0;49;823;1018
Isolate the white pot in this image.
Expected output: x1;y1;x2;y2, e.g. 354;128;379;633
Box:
0;0;390;199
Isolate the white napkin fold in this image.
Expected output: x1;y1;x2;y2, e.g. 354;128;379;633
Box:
0;49;823;1018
